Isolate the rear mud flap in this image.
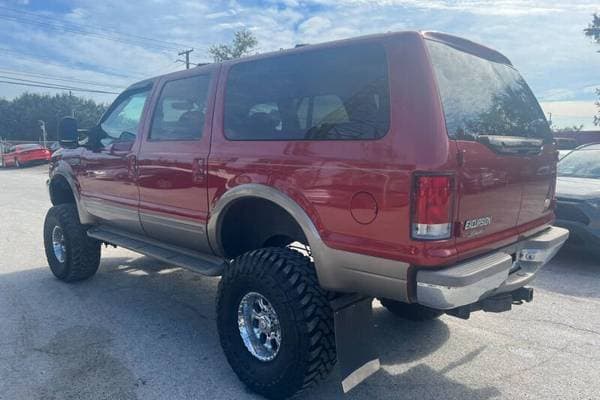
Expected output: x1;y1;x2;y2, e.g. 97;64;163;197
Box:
331;294;380;393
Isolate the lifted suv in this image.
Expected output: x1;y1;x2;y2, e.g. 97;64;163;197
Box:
45;31;568;399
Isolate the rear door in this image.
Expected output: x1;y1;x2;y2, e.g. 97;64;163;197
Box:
426;39;554;255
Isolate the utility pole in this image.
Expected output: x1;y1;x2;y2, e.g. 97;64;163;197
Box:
38;120;47;148
178;49;194;69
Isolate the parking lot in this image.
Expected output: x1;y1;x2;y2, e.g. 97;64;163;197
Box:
0;165;598;400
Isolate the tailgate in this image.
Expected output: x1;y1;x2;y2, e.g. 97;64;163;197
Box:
426;38;555;258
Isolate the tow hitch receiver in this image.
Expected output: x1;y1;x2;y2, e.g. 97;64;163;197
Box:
331;295;380;393
446;287;534;320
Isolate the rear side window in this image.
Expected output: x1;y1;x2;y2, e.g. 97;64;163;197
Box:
149;75;211;141
426;40;551;140
224;43;390;141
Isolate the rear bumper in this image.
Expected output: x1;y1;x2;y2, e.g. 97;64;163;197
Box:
416;226;569;310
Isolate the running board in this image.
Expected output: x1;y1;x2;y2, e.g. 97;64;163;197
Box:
87;226;225;276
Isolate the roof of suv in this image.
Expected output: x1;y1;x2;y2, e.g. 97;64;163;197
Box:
129;30;512;90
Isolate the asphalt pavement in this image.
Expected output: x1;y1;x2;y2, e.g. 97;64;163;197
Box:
1;165;599;400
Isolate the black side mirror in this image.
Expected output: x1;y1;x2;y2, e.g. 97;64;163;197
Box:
58;117;78;148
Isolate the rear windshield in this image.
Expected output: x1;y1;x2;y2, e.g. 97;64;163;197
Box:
426;40;551;141
224;43;390;141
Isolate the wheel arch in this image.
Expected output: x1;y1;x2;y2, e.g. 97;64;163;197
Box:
208;184;323;260
48;164;95;225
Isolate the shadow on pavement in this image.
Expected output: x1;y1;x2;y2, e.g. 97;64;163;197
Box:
0;255;500;400
533;247;600;299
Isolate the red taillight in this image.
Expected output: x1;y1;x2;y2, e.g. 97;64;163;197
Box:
411;175;454;240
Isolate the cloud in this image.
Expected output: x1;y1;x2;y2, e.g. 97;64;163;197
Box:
0;0;598;125
540;101;598;118
298;16;332;34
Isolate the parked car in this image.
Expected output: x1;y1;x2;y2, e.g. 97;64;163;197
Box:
1;143;51;168
555;143;600;254
555;137;578;150
44;31;568;399
555;137;578;160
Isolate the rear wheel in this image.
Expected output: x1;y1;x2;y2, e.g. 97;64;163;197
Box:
217;247;336;399
43;204;101;282
379;298;444;321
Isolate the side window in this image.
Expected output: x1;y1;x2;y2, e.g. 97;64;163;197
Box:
100;89;150;146
312;95;349;126
149;75;211;141
224;43;390;141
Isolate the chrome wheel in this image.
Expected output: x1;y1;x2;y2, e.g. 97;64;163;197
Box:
52;225;66;263
238;292;282;362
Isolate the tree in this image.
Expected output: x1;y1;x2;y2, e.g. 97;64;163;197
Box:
585;14;600;125
208;29;258;62
584;13;600;48
0;93;107;141
553;125;584;133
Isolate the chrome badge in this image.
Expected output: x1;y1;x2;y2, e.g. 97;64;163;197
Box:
464;216;492;230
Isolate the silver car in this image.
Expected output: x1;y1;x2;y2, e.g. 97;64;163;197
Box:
555;143;600;254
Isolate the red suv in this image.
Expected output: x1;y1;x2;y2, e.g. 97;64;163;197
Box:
44;31;568;399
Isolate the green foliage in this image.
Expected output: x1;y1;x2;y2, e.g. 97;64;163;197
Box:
208;29;258;62
553;124;584;132
0;93;107;141
585;14;600;125
584;13;600;46
595;89;600;126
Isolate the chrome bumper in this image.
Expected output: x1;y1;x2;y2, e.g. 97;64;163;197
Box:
416;226;569;310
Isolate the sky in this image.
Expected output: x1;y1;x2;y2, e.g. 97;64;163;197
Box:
0;0;598;129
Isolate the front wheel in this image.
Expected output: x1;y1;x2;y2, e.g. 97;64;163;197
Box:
217;248;336;399
43;204;101;282
379;298;444;321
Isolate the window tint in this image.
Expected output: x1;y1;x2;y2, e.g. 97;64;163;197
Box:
427;40;551;140
100;90;149;143
149;75;211;141
224;43;389;141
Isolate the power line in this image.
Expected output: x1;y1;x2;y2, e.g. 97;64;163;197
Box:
0;5;195;50
0;47;146;80
0;6;197;52
0;79;120;94
0;68;126;89
0;74;124;92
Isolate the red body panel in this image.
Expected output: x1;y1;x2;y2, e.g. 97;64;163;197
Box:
208;33;459;266
57;31;556;269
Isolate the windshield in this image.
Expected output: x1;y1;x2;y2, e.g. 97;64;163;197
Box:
558;149;600;179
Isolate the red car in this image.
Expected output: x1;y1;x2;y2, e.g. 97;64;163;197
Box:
2;143;51;168
45;31;569;399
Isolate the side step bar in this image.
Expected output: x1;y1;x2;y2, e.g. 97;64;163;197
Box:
88;226;226;276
